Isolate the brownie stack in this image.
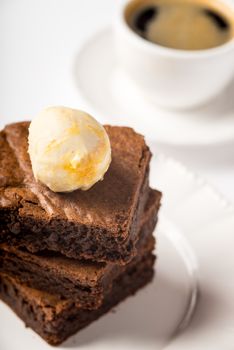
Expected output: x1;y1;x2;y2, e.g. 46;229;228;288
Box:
0;122;161;345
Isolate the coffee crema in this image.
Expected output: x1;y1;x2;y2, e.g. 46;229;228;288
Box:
125;0;234;50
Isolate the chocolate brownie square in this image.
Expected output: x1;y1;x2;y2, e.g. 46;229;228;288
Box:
0;252;155;345
0;122;159;264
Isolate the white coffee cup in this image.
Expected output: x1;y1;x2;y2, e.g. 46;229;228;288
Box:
114;0;234;109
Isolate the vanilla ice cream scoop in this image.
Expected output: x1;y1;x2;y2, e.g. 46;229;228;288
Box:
28;106;111;192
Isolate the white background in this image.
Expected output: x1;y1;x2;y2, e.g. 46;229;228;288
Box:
0;0;234;203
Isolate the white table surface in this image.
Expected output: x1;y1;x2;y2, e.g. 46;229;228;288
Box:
1;0;234;204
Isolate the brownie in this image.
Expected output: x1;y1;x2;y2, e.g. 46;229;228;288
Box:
0;122;159;264
0;252;155;345
0;188;158;308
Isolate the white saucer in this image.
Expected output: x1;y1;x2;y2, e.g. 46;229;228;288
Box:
74;28;234;146
1;154;234;349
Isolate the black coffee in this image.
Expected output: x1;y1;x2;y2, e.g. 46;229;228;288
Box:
126;0;234;50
